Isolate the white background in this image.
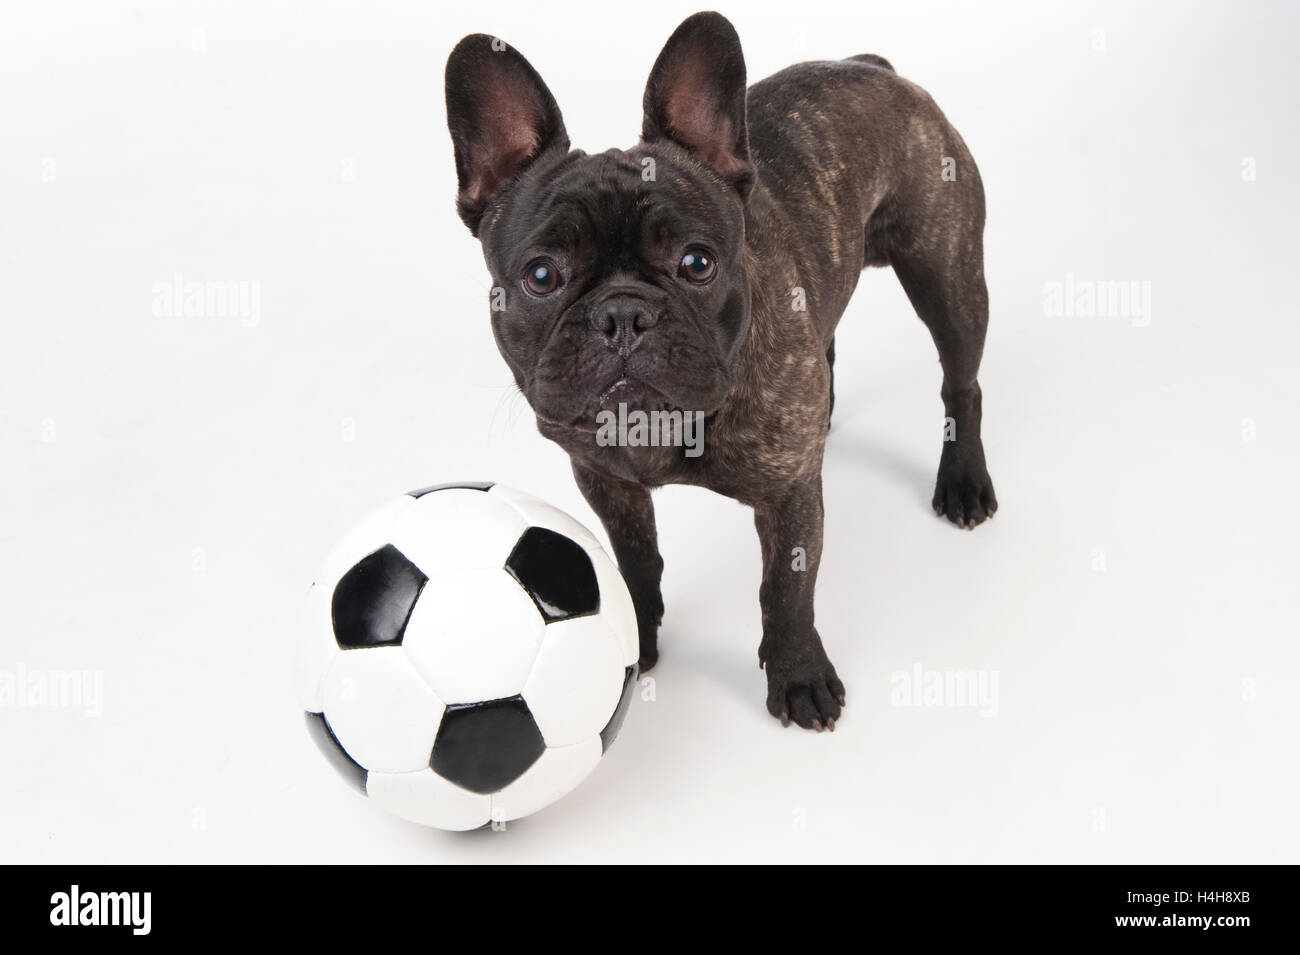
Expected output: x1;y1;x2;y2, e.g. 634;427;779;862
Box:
3;0;1297;863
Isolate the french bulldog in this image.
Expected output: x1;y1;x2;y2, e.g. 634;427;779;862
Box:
444;11;997;730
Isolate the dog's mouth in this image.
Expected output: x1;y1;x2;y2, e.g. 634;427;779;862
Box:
597;376;647;407
594;376;676;424
531;376;678;434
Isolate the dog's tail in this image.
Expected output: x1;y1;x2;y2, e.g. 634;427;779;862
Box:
848;53;895;72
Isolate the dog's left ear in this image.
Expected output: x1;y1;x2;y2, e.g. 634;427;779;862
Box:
445;34;569;235
641;12;755;199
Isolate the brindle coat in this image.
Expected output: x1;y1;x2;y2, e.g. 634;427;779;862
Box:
445;12;996;730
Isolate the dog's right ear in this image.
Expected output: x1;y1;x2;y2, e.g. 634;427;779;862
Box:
642;12;754;199
445;35;568;235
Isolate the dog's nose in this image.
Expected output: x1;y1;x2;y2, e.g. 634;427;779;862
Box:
590;297;659;351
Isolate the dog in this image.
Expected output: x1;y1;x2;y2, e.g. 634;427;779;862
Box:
444;11;996;730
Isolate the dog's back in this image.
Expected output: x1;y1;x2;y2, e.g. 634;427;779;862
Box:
745;55;984;340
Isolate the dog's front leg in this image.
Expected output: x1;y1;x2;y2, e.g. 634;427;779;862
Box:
572;461;665;671
754;476;845;730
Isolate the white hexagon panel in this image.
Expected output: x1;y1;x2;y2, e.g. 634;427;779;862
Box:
401;569;546;705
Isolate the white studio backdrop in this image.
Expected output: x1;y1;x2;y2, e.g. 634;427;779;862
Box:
1;0;1297;862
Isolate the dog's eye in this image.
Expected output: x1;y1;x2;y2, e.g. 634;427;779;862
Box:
678;249;717;284
523;258;561;295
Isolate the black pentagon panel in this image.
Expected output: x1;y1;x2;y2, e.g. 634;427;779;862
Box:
331;544;427;649
600;665;638;753
406;481;494;498
431;696;545;794
504;527;600;622
304;712;368;794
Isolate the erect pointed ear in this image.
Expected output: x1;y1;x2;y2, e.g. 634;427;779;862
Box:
641;12;754;199
445;34;569;235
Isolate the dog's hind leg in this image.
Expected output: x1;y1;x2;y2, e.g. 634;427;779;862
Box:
886;157;997;528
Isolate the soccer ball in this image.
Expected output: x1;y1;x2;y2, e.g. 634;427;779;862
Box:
295;482;639;830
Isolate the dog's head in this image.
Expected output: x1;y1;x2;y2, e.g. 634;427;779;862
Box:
445;13;753;432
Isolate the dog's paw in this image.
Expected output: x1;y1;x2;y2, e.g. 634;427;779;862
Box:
632;609;661;673
637;647;659;673
761;654;845;731
933;453;997;530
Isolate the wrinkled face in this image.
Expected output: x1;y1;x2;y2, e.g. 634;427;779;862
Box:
479;146;749;431
446;16;757;436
